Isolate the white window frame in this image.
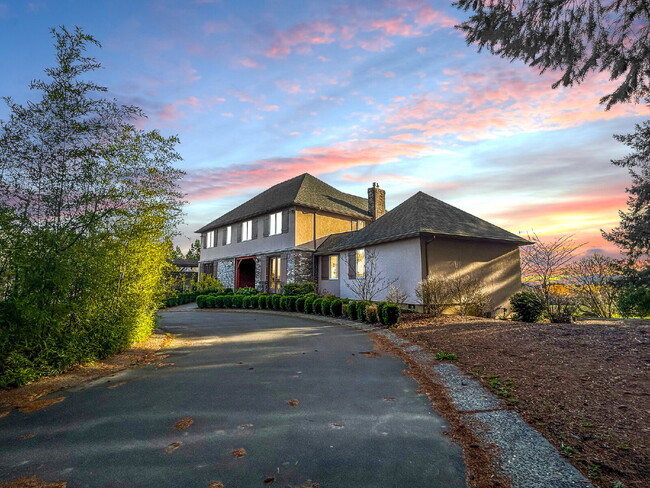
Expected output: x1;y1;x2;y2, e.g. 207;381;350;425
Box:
329;255;339;280
226;225;232;245
269;211;282;236
242;220;253;241
356;249;365;278
206;230;214;248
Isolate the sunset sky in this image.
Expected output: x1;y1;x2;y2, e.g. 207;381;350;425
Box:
1;0;647;255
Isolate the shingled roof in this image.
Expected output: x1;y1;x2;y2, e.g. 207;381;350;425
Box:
316;191;529;253
195;173;371;233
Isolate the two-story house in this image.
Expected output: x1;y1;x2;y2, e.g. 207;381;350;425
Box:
196;173;529;311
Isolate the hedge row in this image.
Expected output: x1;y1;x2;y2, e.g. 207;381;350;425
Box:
196;292;401;326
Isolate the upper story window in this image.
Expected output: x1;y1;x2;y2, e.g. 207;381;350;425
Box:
269;211;282;236
226;225;232;245
242;220;253;241
205;230;215;248
356;249;365;278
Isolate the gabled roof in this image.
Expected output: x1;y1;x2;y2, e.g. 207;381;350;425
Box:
316;191;529;253
196;173;371;233
171;258;199;267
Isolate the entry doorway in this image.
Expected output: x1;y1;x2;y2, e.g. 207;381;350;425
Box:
235;257;256;289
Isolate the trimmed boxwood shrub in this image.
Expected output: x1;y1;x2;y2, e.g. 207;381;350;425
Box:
222;295;233;308
342;303;349;318
224;288;234;295
320;298;333;316
196;295;207;308
312;298;324;314
264;295;272;309
283;282;318;296
214;295;224;308
376;302;388;325
382;304;401;327
510;291;544;323
357;301;372;322
365;305;379;323
242;296;251;309
330;299;343;317
249;295;259;309
206;296;216;308
347;301;358;320
296;297;306;313
231;295;243;308
279;296;288;311
304;296;315;313
285;296;298;311
271;294;282;310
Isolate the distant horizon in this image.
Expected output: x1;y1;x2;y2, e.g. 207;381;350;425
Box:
0;0;644;258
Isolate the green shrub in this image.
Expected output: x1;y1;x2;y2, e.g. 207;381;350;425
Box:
271;294;282;310
382;304;401;327
304;296;315;313
321;299;333;315
235;287;258;296
313;298;324;314
286;296;298;311
196;295;207;308
230;295;242;308
257;294;267;309
330;299;343;317
357;301;372;321
249;295;259;309
617;286;650;317
206;296;216;308
347;301;358;320
224;288;234;295
365;305;379;323
296;297;306;313
265;295;273;309
342;303;349;318
222;295;233;308
242;296;251;309
435;352;457;360
279;296;288;311
510;291;544;322
214;295;224;308
376;302;388;325
283;282;318;296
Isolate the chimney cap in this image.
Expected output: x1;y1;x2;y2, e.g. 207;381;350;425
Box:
372;182;380;188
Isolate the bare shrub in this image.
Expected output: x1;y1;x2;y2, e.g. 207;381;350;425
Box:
416;276;453;316
385;284;408;308
449;272;491;317
566;253;620;318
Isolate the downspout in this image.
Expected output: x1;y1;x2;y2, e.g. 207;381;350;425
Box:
422;234;435;280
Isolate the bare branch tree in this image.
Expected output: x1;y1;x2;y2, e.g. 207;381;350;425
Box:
385;284;408;308
522;232;586;321
342;248;397;301
566;253;620;318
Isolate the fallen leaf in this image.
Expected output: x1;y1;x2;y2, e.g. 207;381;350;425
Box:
165;442;182;453
0;476;67;487
19;397;65;413
0;410;11;419
156;362;174;367
360;351;381;358
287;399;299;407
383;397;396;402
263;477;275;484
208;483;224;488
174;417;194;430
232;448;247;458
330;423;344;429
107;381;128;389
19;433;36;440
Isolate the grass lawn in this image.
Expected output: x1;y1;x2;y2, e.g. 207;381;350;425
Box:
393;313;649;488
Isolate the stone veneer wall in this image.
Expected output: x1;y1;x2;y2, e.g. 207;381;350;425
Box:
254;257;264;291
216;258;235;289
287;250;314;284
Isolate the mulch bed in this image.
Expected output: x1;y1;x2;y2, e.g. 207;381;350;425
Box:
393;313;649;488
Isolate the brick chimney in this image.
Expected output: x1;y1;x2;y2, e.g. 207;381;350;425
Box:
368;182;386;221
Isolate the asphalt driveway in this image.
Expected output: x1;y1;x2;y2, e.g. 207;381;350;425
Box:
0;308;466;487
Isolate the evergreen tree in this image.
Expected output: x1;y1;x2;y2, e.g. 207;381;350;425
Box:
186;239;201;260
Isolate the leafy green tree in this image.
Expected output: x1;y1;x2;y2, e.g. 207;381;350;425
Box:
186;238;201;260
0;26;185;386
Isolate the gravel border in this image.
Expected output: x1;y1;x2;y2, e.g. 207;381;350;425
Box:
164;305;594;488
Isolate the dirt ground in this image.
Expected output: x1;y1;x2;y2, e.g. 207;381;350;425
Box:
394;313;650;488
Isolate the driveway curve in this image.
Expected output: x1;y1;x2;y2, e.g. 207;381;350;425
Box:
0;308;466;487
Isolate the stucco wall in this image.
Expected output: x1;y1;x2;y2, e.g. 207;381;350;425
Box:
325;238;423;304
295;207;368;247
425;237;522;311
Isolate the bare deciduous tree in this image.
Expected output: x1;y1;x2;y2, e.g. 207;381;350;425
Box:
385;284;408;308
342;248;397;301
566;253;620;318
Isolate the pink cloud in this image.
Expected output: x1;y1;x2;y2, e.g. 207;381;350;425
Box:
265;21;337;59
239;57;260;68
415;6;457;28
182;138;435;202
203;20;231;34
275;80;316;94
